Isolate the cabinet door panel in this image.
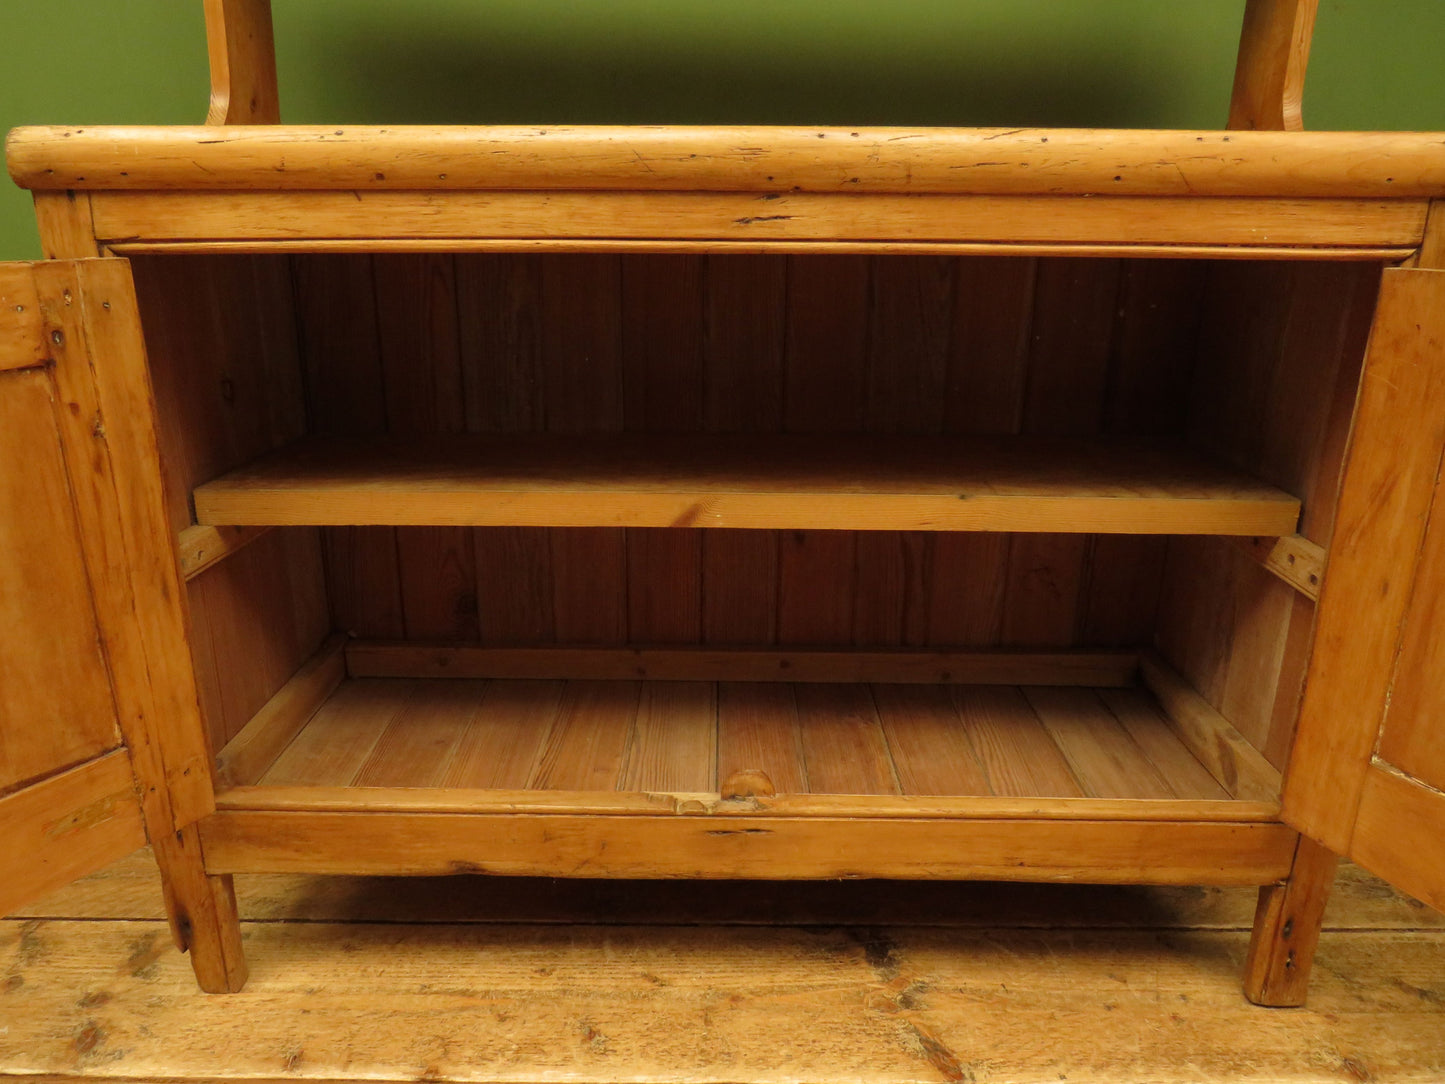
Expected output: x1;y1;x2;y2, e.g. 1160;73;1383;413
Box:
1284;266;1445;911
0;259;209;915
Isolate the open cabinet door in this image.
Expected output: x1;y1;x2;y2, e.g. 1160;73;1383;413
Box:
1284;266;1445;912
0;259;214;917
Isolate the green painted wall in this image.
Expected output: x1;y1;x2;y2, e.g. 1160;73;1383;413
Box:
2;1;1442;259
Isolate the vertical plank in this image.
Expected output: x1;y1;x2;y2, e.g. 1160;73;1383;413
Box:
374;254;478;642
616;262;704;638
1001;534;1089;648
943;256;1036;435
375;253;464;434
325;526;405;640
1188;261;1294;471
442;680;564;790
794;685;898;795
925;533;1008;647
552;528;628;645
1105;259;1206;435
474;527;555;644
293;253;401;640
293;253;386;434
872;684;991;796
627;528;703;643
1080;536;1167;648
1023;258;1121;437
397;528;480;640
619;681;717;792
777;530;855;646
852;532;931;647
528;681;640;791
1153;536;1237;708
865;255;953;436
716;683;806;794
953;686;1085;798
458;255;553;644
783;255;868;435
702;530;778;645
703;254;786;434
622;255;704;432
1264;592;1316;770
542;256;625;646
540;253;622;435
1219;566;1298;755
457;253;542;434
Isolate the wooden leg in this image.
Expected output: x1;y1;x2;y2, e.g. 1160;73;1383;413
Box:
152;821;249;993
1242;833;1338;1006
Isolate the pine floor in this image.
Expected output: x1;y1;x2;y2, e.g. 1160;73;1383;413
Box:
257;676;1227;799
5;848;1444;1083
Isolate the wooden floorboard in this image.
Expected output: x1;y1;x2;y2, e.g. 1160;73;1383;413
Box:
252;675;1231;802
5;848;1445;1083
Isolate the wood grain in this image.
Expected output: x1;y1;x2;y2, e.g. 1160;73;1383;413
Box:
87;191;1430;249
191;433;1303;535
0;752;145;917
16;125;1445;197
1242;833;1338;1006
198;809;1296;883
1284;268;1445;851
203;0;280;124
344;644;1140;686
1228;0;1318;131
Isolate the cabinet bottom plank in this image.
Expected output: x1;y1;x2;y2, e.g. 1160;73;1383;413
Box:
197;809;1296;883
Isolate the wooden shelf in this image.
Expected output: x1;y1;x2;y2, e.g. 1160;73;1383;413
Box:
192;434;1301;535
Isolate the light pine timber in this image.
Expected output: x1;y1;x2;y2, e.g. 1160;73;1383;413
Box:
0;365;124;790
13;125;1445;197
108;238;1418;260
0;751;145;917
213;634;347;786
197;809;1296;882
1228;532;1325;600
176;522;273;579
85;190;1429;249
6;913;1445;1084
1242;833;1338;1006
259;678;414;786
1139;652;1282;803
344;643;1141;686
1375;444;1445;791
1349;765;1445;913
30;191;100;259
203;0;280;125
1284;269;1445;851
1228;0;1318;132
215;785;1280;824
191;433;1303;535
34;260;240;990
0;269;44;371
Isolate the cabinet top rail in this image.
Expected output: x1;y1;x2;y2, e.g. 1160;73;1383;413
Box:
8;125;1445;198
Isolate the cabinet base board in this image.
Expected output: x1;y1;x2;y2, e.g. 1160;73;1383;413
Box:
197;808;1296;884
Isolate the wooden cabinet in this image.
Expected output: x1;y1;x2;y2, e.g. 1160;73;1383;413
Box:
3;0;1444;1004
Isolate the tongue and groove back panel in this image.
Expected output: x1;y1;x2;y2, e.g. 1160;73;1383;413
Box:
127;252;1378;766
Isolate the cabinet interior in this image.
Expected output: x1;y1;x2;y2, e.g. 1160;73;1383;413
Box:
132;251;1381;814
